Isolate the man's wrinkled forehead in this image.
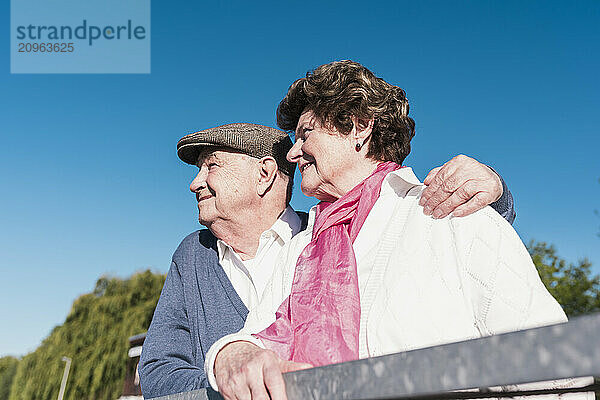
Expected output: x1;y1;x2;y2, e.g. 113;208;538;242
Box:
195;147;254;166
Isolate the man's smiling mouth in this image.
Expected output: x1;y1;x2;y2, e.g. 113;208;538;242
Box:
197;194;212;202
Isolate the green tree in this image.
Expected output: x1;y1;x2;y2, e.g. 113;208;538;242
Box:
8;270;165;400
528;240;600;317
0;356;19;399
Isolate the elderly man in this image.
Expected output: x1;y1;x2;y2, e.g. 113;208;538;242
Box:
138;123;515;398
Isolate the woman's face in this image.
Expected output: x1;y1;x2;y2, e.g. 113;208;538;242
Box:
286;109;361;202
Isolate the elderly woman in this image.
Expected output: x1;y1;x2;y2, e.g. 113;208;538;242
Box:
205;61;570;400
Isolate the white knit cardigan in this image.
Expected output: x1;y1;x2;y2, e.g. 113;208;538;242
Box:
206;168;590;396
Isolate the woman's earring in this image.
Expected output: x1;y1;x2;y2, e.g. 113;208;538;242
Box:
355;142;362;151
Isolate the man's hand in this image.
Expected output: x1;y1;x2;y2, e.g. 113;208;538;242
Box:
214;341;312;400
419;155;503;219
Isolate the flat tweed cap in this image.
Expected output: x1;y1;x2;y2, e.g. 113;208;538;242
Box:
177;123;295;176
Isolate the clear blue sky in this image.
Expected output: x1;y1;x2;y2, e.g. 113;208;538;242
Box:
1;1;598;357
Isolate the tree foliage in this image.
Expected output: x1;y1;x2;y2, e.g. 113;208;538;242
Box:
528;240;600;317
0;356;19;399
8;270;165;400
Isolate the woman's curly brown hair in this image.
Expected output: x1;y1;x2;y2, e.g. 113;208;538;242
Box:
277;60;416;164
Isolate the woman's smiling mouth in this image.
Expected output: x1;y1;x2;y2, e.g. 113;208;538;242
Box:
299;162;313;173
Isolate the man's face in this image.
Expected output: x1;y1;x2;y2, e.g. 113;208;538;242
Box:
189;149;257;228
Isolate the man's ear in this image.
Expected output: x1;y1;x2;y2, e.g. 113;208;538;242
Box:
351;116;374;144
256;157;278;197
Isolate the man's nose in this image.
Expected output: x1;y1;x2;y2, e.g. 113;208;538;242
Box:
286;140;302;163
189;168;207;193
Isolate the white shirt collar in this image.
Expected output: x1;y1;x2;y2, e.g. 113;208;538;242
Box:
305;167;422;230
271;206;303;242
217;206;302;263
217;239;234;264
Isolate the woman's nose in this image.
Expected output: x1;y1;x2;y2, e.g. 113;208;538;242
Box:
286;139;303;163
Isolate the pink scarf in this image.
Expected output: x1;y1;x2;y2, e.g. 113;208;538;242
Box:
254;162;402;366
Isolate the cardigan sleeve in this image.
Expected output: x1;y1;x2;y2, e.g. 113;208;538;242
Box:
451;209;595;399
138;260;207;398
451;207;566;335
488;167;516;225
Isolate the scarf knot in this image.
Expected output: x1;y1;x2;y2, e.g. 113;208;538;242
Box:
255;162;402;366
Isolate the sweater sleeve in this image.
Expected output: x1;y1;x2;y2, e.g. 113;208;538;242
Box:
451;209;595;399
451;207;565;335
138;260;207;398
488;167;516;225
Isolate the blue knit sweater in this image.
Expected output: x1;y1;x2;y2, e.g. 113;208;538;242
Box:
139;230;249;398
